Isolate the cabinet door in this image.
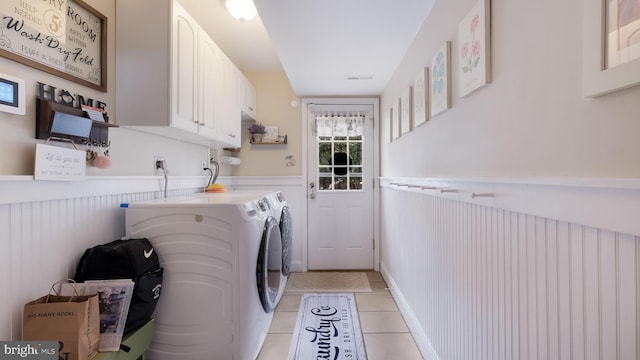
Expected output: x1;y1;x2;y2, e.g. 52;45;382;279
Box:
215;53;240;147
242;75;256;120
198;29;218;139
171;2;199;133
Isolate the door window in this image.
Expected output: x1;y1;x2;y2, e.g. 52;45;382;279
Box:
316;114;364;191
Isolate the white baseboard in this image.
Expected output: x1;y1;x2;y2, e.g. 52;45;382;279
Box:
380;263;439;360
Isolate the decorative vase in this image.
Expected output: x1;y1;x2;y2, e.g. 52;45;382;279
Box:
252;134;263;143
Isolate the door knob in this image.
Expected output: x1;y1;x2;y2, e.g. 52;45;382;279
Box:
309;182;316;199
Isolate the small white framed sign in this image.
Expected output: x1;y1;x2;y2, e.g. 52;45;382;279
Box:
34;143;86;181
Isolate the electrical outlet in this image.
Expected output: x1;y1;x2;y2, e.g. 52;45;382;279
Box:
154;156;165;174
201;160;209;175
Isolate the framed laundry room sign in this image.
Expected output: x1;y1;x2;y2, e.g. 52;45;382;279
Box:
0;0;107;92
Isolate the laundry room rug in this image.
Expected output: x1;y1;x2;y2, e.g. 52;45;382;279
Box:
288;293;367;360
285;272;371;293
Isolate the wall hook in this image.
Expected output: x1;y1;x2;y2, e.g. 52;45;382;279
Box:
440;188;458;193
471;192;494;198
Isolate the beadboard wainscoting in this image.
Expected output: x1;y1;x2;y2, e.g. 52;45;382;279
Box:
0;176;208;341
380;177;640;360
0;175;303;341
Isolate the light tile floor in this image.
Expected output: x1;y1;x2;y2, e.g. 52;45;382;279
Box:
257;271;424;360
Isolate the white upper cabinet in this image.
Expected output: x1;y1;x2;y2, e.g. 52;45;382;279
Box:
239;73;256;121
115;0;242;147
216;51;241;147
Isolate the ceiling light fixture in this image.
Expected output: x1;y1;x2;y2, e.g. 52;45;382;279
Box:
225;0;257;21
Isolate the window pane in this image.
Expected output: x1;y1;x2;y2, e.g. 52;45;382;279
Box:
333;177;348;190
334;142;347;153
349;142;362;165
319;177;333;190
318;143;331;165
315;115;366;192
349;176;363;190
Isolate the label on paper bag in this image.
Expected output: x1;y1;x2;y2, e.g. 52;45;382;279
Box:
34;143;86;181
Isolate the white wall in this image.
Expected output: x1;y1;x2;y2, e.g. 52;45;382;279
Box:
231;71;302;176
381;0;640;178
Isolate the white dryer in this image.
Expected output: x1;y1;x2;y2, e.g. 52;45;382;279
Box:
124;192;282;360
268;191;293;277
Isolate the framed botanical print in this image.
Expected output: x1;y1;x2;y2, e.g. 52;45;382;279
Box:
457;0;491;98
430;41;451;117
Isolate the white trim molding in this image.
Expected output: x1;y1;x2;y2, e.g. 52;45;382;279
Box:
380;176;640;236
303;97;381;271
0;175;218;205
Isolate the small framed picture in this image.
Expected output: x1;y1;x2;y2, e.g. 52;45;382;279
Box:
413;67;429;127
457;0;491;97
400;86;413;134
263;126;279;142
392;98;401;140
430;41;451;117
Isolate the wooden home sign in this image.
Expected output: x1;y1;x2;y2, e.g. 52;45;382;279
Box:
0;0;107;92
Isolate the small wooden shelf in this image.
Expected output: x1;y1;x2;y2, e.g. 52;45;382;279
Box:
250;135;287;144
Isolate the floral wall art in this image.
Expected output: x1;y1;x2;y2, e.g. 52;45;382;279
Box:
458;0;491;97
430;41;451;116
413;67;429;127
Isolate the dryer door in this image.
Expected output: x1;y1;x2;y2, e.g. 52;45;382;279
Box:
257;216;282;313
279;206;293;276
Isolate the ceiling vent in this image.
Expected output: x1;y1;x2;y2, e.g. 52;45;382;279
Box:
345;75;374;81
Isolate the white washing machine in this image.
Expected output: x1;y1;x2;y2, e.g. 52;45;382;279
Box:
124;192;282;360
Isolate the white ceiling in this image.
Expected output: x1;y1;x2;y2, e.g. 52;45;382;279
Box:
180;0;435;97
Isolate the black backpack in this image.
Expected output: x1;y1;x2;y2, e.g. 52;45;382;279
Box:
74;238;163;334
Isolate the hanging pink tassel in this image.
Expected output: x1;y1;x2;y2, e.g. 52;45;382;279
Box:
93;155;111;169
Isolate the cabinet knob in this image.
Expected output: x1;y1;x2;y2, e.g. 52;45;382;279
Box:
248;107;254;111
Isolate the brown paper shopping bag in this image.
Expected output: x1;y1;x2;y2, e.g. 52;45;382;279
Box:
23;293;100;360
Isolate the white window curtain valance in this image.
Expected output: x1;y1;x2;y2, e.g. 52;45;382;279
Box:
315;114;365;137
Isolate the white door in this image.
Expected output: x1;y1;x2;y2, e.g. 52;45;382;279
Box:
307;104;375;270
